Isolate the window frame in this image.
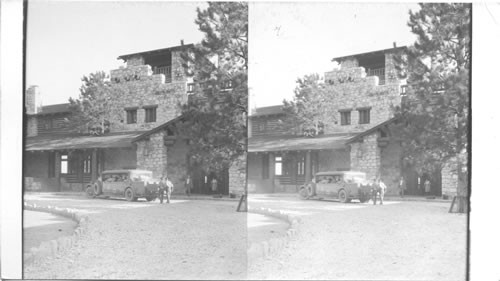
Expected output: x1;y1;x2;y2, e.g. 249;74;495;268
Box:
125;108;138;124
339;110;351;126
357;107;371;124
144;106;157;123
275;156;283;176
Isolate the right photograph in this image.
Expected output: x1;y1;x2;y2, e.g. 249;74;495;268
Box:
247;2;469;280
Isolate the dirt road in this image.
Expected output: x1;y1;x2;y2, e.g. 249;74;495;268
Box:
248;195;468;280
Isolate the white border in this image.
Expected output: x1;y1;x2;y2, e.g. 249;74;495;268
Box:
0;0;24;279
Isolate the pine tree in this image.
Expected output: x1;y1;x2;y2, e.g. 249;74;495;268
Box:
180;2;248;173
393;3;470;212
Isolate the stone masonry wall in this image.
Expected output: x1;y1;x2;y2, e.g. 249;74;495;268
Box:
229;154;246;195
442;159;459;197
108;50;188;132
322;66;401;134
136;131;167;179
350;133;381;180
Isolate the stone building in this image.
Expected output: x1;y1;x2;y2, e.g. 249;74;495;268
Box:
248;46;459;198
24;43;246;196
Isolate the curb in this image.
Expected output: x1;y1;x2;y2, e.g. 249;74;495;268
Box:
247;207;301;263
23;202;89;267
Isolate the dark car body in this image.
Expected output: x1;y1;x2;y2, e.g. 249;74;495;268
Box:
86;169;159;202
299;171;372;203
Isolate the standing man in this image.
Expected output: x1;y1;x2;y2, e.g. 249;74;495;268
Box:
211;177;218;194
165;176;174;203
424;178;431;196
158;175;167;204
185;175;192;196
399;176;406;198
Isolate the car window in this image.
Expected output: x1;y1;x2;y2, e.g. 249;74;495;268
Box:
103;173;128;182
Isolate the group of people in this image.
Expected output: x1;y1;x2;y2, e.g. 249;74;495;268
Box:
371;175;432;205
156;174;220;204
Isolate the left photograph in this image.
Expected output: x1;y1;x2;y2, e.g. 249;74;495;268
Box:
23;1;248;279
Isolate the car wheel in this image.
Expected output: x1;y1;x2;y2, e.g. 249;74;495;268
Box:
339;189;349;203
125;188;135;202
93;182;101;196
298;187;308;199
85;185;94;198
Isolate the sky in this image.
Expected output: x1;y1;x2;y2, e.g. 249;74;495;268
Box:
28;2;419;108
249;2;420;109
26;0;206;105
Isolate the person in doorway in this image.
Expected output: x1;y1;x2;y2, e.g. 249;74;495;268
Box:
211;177;218;194
424;179;431;195
399;176;406;198
185;175;192;196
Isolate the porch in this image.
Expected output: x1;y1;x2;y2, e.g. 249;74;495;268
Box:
248;134;354;193
24;131;145;191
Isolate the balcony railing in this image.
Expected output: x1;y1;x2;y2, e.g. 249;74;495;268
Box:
367;68;385;85
153;65;172;83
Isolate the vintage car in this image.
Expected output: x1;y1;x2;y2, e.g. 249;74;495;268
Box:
86;169;159;202
299;171;372;203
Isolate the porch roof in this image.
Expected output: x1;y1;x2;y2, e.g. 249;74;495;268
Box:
25;131;147;151
248;133;355;152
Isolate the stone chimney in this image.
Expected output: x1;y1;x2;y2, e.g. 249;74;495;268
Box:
180;39;184;46
393;42;397;48
26;85;42;114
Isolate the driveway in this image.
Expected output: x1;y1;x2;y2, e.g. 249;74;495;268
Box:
248;195;468;281
23;193;247;280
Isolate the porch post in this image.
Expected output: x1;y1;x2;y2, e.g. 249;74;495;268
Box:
91;149;98;182
269;152;275;193
54;151;61;191
305;150;312;183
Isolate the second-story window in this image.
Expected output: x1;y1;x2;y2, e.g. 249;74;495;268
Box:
358;108;371;124
144;106;157;123
126;108;137;124
340;110;351;126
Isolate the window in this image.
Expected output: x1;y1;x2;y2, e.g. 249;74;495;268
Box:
126;108;137;124
144;106;157;123
340;110;351;126
297;156;305;176
358;108;371;124
400;85;408;95
60;154;68;174
275;156;282;176
83;154;91;174
262;155;269;179
258;120;267;131
187;83;195;93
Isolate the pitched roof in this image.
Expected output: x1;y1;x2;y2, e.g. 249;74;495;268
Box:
25;131;147;151
132;114;186;142
345;117;399;144
248;133;355;152
250;105;284;117
117;44;194;61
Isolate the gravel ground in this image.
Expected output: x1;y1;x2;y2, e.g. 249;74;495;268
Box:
23;210;77;254
247;213;289;245
248;195;468;281
24;194;248;280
